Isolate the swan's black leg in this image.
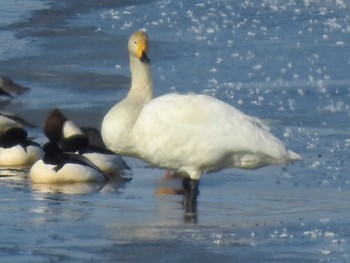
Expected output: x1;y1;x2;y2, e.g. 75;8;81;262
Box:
183;178;200;217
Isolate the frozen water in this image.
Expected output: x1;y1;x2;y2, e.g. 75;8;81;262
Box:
0;0;350;262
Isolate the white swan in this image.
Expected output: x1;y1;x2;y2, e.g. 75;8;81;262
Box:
101;31;301;214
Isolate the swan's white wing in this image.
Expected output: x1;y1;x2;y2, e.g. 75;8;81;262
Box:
133;93;298;173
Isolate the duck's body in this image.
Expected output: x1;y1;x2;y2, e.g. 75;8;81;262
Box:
81;149;129;176
0;117;43;166
0;143;43;166
30;142;105;184
0;111;35;128
44;109;130;177
101;31;301;214
0;113;23;133
0;76;30;97
30;160;105;184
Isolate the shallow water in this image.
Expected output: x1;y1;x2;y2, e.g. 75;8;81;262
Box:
1;0;350;262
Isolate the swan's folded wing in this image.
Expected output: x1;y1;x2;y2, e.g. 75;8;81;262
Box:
133;93;297;169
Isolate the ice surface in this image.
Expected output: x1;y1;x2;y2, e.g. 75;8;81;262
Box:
0;0;349;262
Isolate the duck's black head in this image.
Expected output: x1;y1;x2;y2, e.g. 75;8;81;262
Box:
59;134;89;153
44;109;67;143
0;127;28;148
42;142;67;165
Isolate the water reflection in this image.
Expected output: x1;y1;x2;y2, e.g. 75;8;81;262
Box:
155;171;183;196
0;167;30;191
30;181;105;195
0;165;131;196
30;174;132;195
156;172;199;223
0;167;28;178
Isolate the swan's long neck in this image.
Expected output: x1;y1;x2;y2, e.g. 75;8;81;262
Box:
127;55;153;104
101;55;153;155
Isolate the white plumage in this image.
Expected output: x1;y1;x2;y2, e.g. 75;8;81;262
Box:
0;145;43;167
101;31;301;214
102;31;300;178
30;160;105;184
132;93;300;177
29;142;105;184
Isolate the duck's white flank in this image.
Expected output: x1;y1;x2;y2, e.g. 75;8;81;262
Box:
0;116;43;166
0;145;43;166
30;160;105;184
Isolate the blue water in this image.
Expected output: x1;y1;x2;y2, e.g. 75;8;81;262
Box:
1;0;350;262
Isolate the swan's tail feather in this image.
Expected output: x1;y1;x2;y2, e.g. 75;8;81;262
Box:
287;150;302;162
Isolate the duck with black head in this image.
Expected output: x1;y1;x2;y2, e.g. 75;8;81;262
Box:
44;109;131;178
29;141;106;184
0;113;43;167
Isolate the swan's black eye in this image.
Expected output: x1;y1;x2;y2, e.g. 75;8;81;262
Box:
134;41;137;44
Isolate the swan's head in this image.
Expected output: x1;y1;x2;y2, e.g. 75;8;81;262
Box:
128;31;150;63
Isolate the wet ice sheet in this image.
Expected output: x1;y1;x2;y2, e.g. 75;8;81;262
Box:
0;0;47;27
1;168;350;262
0;0;47;60
0;0;350;262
